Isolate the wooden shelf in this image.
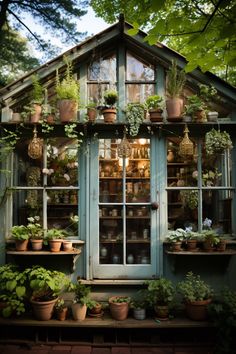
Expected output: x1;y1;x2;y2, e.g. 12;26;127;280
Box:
6;249;82;256
165;249;236;255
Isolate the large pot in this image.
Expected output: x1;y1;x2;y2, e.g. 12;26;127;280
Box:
58;99;78;122
30;297;58;321
30;103;42;123
109;296;129;321
166;97;183;121
15;239;29;251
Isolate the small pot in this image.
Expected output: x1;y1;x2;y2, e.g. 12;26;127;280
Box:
63;241;73;251
31;239;43;251
133;308;146;320
49;239;62;252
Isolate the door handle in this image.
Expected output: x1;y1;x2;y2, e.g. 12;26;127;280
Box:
151;202;159;210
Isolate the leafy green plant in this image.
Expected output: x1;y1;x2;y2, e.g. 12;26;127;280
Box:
177;272;213;302
56;56;80;101
125;102;145;136
46;228;66;241
184;95;206;117
26;265;70;301
146;278;175;306
30;74;44;104
103;89;118;108
130;289;149;309
27;216;44;240
109;296;131;303
145;95;164;110
11;225;29;241
205;129;233;156
180;190;198;210
166;60;185;98
0;264;27;317
200;230;220;246
54;298;67;312
166;228;186;243
72;281;96;308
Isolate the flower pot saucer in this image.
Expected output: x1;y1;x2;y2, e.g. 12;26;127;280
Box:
88;310;104;318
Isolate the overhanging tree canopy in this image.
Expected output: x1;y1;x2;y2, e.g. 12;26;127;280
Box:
91;0;236;85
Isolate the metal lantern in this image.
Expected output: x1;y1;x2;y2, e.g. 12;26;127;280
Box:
179;125;194;158
117;134;132;158
28;126;43;159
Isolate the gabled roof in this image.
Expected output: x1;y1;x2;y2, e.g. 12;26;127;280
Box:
1;17;236;106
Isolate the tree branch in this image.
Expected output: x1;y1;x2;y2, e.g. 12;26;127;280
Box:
0;0;11;31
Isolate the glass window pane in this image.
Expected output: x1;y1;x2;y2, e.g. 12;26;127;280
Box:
126;84;154;103
88;53;116;81
126;52;155;81
88;83;116;107
13;190;43;226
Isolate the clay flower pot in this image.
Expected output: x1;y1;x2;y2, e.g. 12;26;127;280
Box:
30;297;58;321
71;303;87;321
185;299;212;321
49;239;62;252
15;239;29;251
109;296;129;321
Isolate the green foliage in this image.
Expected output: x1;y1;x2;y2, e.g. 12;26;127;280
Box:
146;278;175;306
180;190;198;210
56;56;80;101
184;95;206;117
27;216;44;240
26;265;70;301
46;228;66;241
166;228;186;243
200;230;220;246
0;127;21;172
10;225;29;241
72;281;95;307
91;0;236;86
145;95;164;110
54;298;66;312
177;272;213;302
110;296;131;304
166;60;185;97
131;289;149;309
31;74;44;103
103;89;118;107
125;102;145;136
205;129;233;155
208;288;236;354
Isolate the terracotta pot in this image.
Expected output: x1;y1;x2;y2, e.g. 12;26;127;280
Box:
170;242;182;252
185;299;212;321
102;108;116;123
203;240;214;252
15;239;29;251
12;112;21;122
216;240;227;252
31;297;58;321
109;296;129;321
87;108;97;122
166;97;183;121
71;303;87;321
149;109;163;122
90;303;102;315
58;99;78;122
56;307;68;321
154;305;169;320
186;239;198;251
30;103;42;123
30;239;43;251
63;241;73;251
49;239;62;252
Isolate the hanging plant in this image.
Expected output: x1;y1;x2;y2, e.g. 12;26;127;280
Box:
125;103;145;136
205;129;233;155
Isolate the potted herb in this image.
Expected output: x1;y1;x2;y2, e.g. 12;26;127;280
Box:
10;225;29;251
166;228;186;251
184;95;207;122
146;278;175;319
166;59;186;121
71;281;95;321
130;289;149;320
205;128;233;156
177;271;213;320
101;89;118;123
184;226;199;251
46;228;66;252
21;74;44;123
86;99;97;122
200;230;220;252
89;301;103;316
54;298;68;321
109;296;131;321
56;55;80;122
125;102;145;136
199;84;218;121
27;265;70;321
145;95;164;122
27;216;44;251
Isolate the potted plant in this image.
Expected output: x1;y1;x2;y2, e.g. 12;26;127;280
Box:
145;95;164;122
46;228;66;252
54;298;68;321
71;281;95;321
86;99;97;122
26;265;70;321
166;228;186;251
21;74;44;123
177;271;213;321
0;264;27;318
180;190;198;220
10;225;29;251
146;278;175;320
205;128;233;156
198;84;218;121
166;59;186;121
89;301;103;316
184;94;207;122
184;227;199;251
125;102;145;136
200;230;220;252
130;289;149;320
27;216;44;251
109;296;131;321
101;89;118;123
56;55;80;122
